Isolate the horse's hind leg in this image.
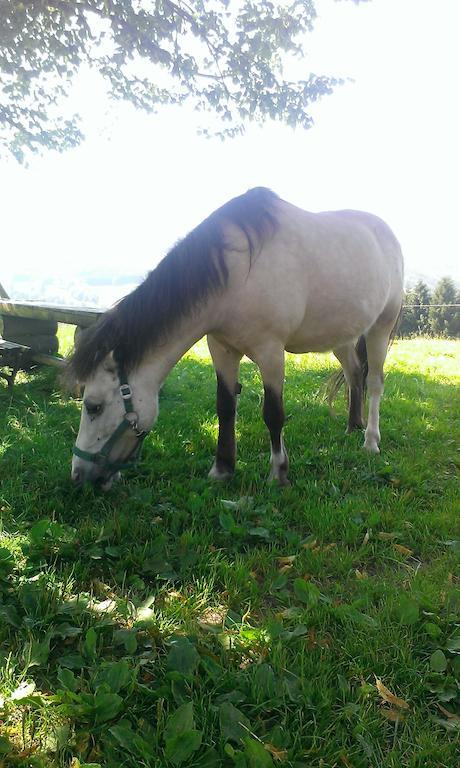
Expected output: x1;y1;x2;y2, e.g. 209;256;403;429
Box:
207;335;242;481
363;321;394;453
333;342;365;433
253;344;289;486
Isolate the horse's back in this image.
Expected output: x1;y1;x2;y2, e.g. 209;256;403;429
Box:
281;203;403;279
217;199;404;355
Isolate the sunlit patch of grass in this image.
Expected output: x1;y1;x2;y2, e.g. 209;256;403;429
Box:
57;323;77;357
0;337;459;766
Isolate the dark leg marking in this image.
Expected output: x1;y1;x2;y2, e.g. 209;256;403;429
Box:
263;386;284;452
347;379;364;433
263;386;289;483
215;374;237;475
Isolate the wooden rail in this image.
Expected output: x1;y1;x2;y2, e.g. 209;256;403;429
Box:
0;299;104;327
0;298;106;380
29;352;67;369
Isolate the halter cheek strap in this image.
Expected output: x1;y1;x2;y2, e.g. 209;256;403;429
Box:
72;368;148;474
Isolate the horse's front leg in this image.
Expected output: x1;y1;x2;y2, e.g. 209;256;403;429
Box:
255;345;289;486
207;335;242;481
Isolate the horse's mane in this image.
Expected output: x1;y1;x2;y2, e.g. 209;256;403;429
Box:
68;187;279;381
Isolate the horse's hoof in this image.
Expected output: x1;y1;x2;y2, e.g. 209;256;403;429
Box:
346;424;364;434
268;472;290;487
208;463;234;482
363;441;380;454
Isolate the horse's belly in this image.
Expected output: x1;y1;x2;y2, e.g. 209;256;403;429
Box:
286;334;352;353
285;300;379;353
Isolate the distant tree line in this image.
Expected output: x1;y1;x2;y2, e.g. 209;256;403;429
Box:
399;277;460;338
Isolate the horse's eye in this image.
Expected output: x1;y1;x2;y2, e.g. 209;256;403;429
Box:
85;401;103;416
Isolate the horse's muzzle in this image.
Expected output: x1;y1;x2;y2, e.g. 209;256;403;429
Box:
71;460;119;490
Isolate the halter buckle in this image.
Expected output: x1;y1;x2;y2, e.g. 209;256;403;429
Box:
120;384;132;400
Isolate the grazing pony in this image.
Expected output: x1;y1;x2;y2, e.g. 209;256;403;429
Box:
69;188;403;488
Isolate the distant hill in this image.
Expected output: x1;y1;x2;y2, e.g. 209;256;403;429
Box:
3;271;145;309
3;269;459;308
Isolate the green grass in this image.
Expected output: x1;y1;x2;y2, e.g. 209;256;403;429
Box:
0;332;459;767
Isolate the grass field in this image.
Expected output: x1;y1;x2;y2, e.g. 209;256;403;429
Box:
0;333;459;767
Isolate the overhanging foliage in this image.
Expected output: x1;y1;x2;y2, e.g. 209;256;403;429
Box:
1;0;367;161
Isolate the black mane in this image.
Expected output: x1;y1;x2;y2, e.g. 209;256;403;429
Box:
68;187;279;380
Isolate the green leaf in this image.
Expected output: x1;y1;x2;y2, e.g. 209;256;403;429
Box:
423;622;442;639
219;510;236;532
95;661;133;693
426;674;457;701
200;748;220;767
57;667;78;692
293;579;320;606
432;716;460;732
0;736;13;754
166;638;200;677
115;628;138;654
165;730;202;765
283;674;302;703
0;547;14;576
29;518;55;543
243;738;274;767
109;720;154;761
444;540;460;554
58;653;85;669
446;634;460;653
52;622;82;639
109;721;136;752
93;691;123;724
163;703;201;764
27;634;50;667
105;545;124;558
171;678;188;706
29;518;75;545
219;702;250;744
248;527;271;539
164;702;194;743
79;764;101;768
430;649;448;672
394;596;419;625
83;627;97;661
200;655;222;680
270;574;287;591
221;499;239;510
0;603;21;628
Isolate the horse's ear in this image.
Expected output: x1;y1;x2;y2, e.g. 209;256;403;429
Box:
103;351;117;373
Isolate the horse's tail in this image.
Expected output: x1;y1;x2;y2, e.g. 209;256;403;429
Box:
326;304;403;407
325;335;368;408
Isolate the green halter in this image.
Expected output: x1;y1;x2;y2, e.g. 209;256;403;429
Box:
72;367;148;475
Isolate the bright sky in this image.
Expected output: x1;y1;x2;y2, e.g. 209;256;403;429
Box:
1;0;460;289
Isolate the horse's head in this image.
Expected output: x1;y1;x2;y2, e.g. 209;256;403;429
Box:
71;352;158;489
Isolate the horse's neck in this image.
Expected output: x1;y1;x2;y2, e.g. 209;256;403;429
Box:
141;316;208;389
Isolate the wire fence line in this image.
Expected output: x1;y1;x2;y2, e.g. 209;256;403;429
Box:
403;304;460;308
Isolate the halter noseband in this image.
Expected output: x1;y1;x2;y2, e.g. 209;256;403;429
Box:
72;367;148;475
